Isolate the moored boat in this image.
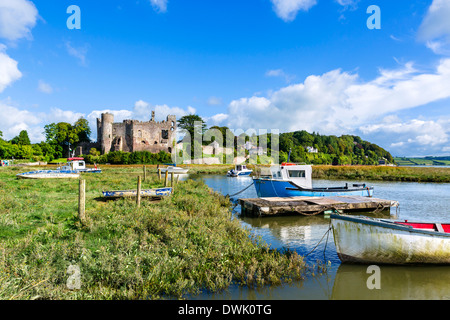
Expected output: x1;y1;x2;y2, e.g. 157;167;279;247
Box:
58;158;102;173
227;164;253;177
331;214;450;265
253;164;374;198
159;165;189;174
102;187;173;199
16;170;80;179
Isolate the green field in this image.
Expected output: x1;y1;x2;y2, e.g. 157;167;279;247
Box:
394;157;450;166
0;165;314;300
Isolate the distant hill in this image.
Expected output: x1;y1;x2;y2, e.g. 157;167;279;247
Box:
275;130;393;165
394;157;450;166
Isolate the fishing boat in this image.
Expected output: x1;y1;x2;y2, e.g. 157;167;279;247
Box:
253;163;374;198
16;170;80;179
331;214;450;265
102;187;173;199
227;164;253;177
58;158;102;173
159;165;189;174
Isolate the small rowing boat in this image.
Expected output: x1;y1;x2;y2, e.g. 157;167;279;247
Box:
16;170;80;179
102;187;173;199
331;214;450;265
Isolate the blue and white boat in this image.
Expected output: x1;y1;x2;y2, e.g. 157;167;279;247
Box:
253;163;374;198
102;187;173;199
227;164;253;177
16;170;80;179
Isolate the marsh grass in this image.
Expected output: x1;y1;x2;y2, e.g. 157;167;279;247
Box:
312;165;450;183
0;166;312;300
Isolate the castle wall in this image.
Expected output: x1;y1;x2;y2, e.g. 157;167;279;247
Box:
95;112;176;155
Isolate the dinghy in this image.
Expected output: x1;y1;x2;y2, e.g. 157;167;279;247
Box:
331;214;450;265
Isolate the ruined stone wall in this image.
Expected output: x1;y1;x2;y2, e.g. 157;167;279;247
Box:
96;112;176;155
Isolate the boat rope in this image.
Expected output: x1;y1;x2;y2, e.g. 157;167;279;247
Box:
226;182;254;199
304;219;333;260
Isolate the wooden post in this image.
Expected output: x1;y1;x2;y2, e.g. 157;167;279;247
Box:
78;179;86;223
143;165;147;181
137;176;142;207
158;168;162;181
170;172;174;188
164;170;169;187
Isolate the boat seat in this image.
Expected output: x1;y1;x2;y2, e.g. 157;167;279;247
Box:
435;223;445;233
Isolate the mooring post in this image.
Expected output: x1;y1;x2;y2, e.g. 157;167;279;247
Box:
143;165;147;181
170;172;174;188
78;179;86;223
164;170;169;187
137;175;142;207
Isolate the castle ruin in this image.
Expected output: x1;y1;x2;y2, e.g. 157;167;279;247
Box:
77;111;177;156
97;111;177;154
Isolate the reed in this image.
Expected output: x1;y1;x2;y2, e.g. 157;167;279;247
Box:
312;165;450;183
0;166;314;300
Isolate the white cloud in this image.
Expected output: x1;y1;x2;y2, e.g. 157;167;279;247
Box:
149;0;168;13
360;118;450;156
65;41;89;66
0;0;38;42
37;80;53;94
0;45;22;92
0;99;42;142
270;0;317;22
223;59;450;155
266;69;295;83
418;0;450;55
207;96;222;106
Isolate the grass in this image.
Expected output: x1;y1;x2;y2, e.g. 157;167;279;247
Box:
0;165;315;300
312;165;450;183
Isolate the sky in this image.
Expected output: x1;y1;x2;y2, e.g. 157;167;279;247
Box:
0;0;449;157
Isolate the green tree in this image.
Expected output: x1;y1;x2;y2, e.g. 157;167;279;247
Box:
10;130;31;145
178;114;207;140
73;118;91;143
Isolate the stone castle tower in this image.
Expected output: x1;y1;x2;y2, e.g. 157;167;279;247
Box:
96;111;177;155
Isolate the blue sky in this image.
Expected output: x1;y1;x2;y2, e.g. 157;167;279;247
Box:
0;0;449;156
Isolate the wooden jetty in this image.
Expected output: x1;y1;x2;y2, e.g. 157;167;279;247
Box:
239;196;399;217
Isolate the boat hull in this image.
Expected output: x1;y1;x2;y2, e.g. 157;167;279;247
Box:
331;214;450;265
227;171;252;177
16;170;80;179
160;168;189;174
253;178;374;198
102;188;173;198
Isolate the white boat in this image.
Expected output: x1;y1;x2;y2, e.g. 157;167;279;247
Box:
331;214;450;265
58;158;101;173
227;164;253;177
102;187;173;199
16;170;80;179
159;166;189;174
253;163;374;198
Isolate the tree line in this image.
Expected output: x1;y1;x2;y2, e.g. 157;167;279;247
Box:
0;114;393;165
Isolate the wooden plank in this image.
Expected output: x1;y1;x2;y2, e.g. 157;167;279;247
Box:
239;195;397;217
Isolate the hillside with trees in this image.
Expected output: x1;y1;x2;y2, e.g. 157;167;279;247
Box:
0;114;394;166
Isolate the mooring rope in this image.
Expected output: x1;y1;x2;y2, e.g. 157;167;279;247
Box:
226;182;254;199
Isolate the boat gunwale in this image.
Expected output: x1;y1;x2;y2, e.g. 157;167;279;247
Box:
253;177;374;193
330;214;450;238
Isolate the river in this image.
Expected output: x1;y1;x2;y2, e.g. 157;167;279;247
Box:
186;174;450;300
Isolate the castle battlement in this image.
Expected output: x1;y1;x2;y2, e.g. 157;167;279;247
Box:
96;111;176;155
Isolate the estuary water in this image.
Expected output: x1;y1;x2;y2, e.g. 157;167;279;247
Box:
189;174;450;300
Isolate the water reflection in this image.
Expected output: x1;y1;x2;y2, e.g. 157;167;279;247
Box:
190;174;450;300
333;265;450;300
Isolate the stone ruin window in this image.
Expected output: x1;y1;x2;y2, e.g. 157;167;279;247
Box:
162;130;169;140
